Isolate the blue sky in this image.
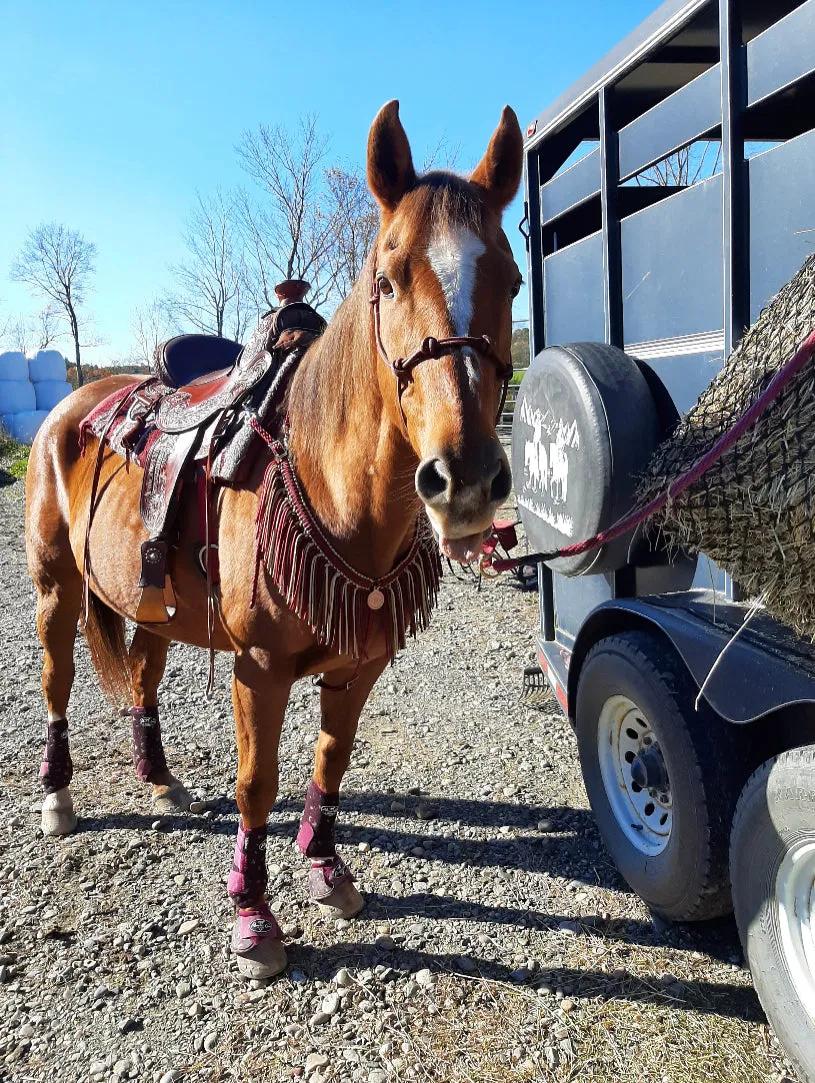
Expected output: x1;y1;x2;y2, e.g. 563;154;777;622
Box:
1;0;657;363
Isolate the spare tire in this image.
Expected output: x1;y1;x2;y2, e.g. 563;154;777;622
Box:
511;342;663;575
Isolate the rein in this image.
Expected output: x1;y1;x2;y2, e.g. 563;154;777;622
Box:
369;268;513;426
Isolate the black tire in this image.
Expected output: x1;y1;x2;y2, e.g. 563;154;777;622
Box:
576;630;748;920
731;747;815;1083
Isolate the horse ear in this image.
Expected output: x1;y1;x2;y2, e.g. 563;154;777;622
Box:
470;106;523;212
367;100;417;212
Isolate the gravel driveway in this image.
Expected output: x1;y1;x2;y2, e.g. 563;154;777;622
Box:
0;473;794;1083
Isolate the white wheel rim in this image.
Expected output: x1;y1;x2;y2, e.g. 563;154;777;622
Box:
597;694;672;855
776;838;815;1020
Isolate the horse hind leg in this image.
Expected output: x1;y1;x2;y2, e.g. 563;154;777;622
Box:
34;571;82;837
128;628;192;813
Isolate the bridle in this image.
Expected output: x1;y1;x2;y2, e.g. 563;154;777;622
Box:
370;267;513;427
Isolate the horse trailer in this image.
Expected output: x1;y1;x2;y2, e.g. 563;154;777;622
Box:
513;0;815;1077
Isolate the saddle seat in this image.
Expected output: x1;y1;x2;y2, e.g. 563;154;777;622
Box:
154;334;243;389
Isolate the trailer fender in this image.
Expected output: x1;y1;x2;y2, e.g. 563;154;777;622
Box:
567;599;815;725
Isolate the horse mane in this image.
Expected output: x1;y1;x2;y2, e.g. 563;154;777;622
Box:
287;172;486;452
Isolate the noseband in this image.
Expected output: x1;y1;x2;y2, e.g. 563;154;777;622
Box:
370;269;513;426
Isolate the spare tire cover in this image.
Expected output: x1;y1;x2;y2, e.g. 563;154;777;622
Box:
511;342;662;576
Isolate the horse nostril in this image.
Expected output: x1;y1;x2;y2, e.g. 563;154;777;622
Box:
490;460;512;504
415;457;450;503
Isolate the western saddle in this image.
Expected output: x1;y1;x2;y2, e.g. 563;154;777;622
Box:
81;280;325;631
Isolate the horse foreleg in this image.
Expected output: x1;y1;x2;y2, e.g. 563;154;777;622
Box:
228;649;290;979
298;658;387;920
127;628;191;813
35;573;82;837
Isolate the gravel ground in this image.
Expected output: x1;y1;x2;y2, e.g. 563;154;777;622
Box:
0;471;796;1083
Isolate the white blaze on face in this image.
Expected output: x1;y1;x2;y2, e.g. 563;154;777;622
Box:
427;224;486;381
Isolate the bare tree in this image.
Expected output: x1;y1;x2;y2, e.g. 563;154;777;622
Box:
10;222;96;386
132;298;177;365
34;306;63;351
636;140;722;187
323;166;379;301
236;115;341;309
4;315;32;356
166;190;250;341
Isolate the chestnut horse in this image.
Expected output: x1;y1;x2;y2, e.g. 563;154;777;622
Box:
25;101;523;978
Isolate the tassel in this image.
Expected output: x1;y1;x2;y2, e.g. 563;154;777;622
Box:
254;451;442;661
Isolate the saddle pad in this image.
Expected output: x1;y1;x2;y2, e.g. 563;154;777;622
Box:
79;381;162;465
155;350;273;434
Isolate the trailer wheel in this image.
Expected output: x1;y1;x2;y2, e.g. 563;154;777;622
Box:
731;748;815;1083
575;631;747;920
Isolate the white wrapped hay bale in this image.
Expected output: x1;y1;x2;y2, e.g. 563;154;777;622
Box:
0;351;29;381
34;379;73;411
0;379;36;415
7;410;49;444
28;349;67;382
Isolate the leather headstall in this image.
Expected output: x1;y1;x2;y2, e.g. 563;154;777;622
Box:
369;267;513;426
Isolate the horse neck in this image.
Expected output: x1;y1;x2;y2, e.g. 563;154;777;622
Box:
286;281;421;577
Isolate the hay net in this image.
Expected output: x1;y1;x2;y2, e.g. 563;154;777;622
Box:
638;252;815;637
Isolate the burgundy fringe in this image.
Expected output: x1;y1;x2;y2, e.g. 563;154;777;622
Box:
254;453;442;661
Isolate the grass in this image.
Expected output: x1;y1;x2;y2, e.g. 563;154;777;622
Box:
0;429;30;480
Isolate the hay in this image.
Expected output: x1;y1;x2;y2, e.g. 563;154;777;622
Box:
639;253;815;637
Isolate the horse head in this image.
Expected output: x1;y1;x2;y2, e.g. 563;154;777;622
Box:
367;101;523;563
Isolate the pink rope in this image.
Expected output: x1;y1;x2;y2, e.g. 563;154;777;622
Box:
493;326;815;572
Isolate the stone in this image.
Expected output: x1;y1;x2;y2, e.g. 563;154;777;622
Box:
159;1072;182;1083
334;968;353;988
561;999;575;1013
416;804;436;820
389;801;406;814
415;968;434;987
310;1012;332;1027
203;1032;218;1053
290;969;308;983
118;1018;142;1034
357;842;371;853
509;968;529;983
175;981;192;998
305;1052;329;1074
537;820;555;832
189;801;207;814
558;920;580;936
321;992;341;1017
375;936;395;952
176;919;199;936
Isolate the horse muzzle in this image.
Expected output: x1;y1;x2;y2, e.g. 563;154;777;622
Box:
415;443;512;561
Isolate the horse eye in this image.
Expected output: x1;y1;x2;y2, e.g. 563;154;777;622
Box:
377;274;395;298
510;278;523;300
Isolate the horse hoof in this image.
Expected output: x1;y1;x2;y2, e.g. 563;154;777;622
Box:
41;788;77;837
316;878;365;920
152;777;192;813
230;905;288;980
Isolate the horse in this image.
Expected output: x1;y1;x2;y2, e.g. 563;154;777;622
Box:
25;100;524;979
